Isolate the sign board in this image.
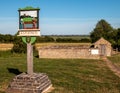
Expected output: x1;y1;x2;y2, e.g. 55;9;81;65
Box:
18;7;40;36
18;29;40;36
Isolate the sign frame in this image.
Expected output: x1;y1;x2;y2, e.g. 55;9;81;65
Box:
18;7;40;36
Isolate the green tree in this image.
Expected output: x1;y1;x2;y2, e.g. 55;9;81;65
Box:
0;34;4;43
116;28;120;51
0;34;14;43
90;19;113;43
90;20;120;51
11;36;26;53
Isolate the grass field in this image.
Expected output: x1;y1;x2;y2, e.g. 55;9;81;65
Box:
35;43;91;50
0;43;91;51
108;53;120;67
0;51;120;93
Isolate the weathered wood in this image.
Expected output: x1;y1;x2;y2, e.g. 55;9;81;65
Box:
27;43;33;74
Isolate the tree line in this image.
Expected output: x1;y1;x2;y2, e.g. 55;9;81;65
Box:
36;36;90;43
0;34;90;43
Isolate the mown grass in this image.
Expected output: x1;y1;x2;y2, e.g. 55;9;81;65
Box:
108;53;120;67
0;51;120;93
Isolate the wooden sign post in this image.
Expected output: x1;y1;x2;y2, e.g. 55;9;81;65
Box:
18;7;40;74
27;42;33;74
6;7;52;93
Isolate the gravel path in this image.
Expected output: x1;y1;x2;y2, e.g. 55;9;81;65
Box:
102;57;120;78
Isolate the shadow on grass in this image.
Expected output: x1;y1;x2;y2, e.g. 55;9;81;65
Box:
7;68;22;75
34;55;39;58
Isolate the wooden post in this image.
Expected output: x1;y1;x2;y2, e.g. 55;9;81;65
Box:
27;43;33;74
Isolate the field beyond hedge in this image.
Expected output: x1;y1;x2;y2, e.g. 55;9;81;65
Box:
0;52;120;93
0;44;13;51
35;43;91;50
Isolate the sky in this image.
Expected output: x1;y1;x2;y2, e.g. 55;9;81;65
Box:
0;0;120;35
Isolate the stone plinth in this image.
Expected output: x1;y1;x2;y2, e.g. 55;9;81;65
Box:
6;73;52;93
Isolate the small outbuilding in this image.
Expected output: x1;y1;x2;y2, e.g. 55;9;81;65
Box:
94;37;112;56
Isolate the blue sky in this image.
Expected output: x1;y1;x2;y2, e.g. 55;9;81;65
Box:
0;0;120;35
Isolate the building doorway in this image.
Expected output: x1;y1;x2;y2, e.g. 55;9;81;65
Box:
100;44;106;56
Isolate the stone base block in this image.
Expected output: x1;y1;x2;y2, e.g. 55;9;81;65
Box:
6;73;52;93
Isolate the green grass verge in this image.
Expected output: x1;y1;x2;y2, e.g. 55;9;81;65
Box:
0;51;120;93
108;53;120;67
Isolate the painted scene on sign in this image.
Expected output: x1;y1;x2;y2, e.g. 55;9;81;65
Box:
19;10;38;29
